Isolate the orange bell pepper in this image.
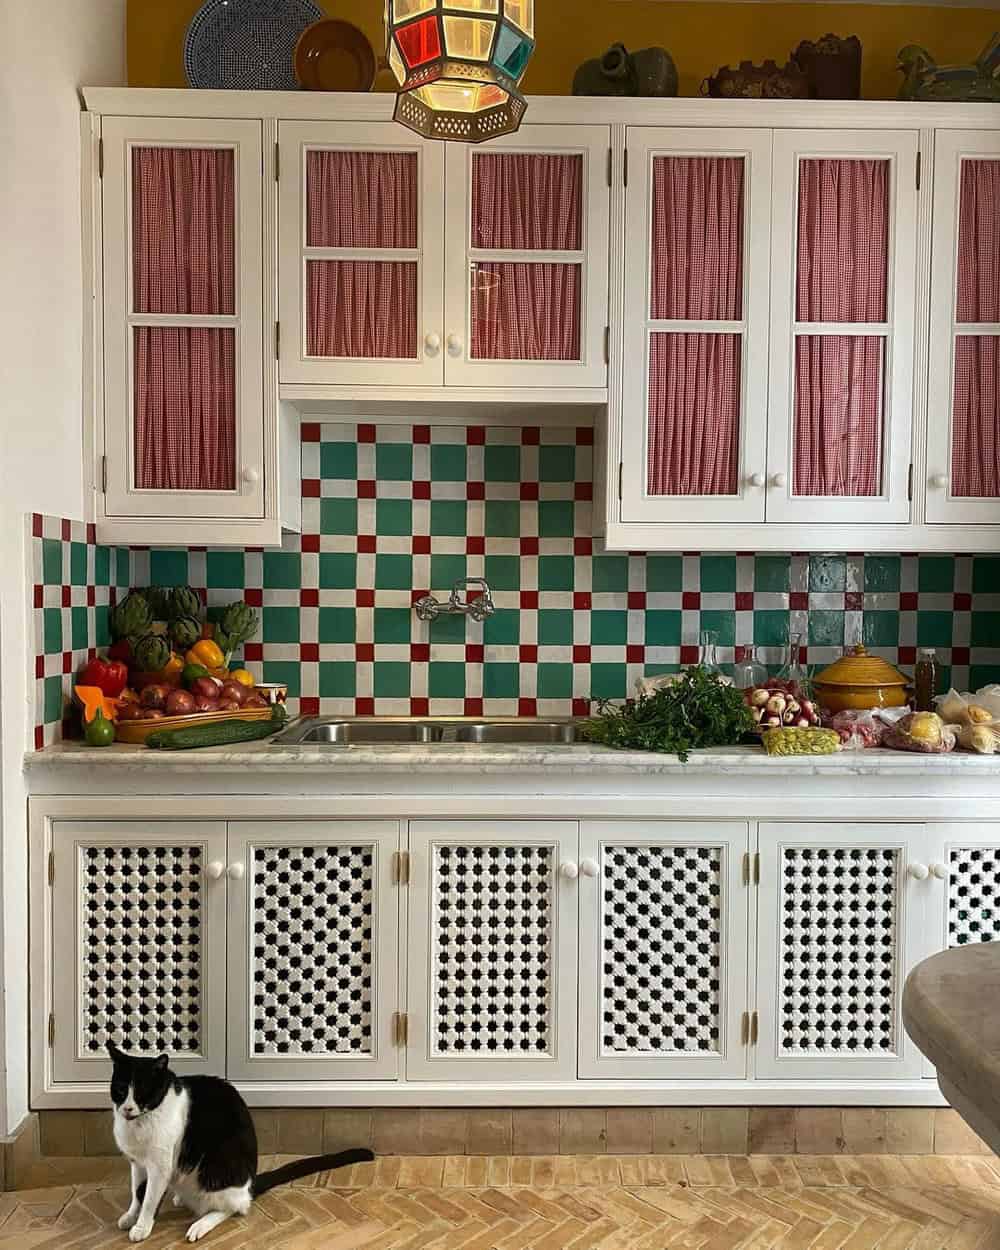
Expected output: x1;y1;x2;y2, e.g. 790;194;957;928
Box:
185;639;225;670
160;652;184;682
75;685;119;724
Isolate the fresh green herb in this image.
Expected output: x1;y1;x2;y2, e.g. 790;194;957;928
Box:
579;667;755;762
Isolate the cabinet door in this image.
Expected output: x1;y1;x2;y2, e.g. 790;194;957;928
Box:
102;118;264;520
51;821;228;1084
767;130;918;523
927;825;1000;951
226;821;401;1081
756;823;931;1081
621;128;772;524
278;122;444;386
406;821;578;1081
443;125;609;388
927;131;1000;523
578;822;749;1079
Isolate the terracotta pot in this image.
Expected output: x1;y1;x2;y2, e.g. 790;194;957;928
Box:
812;645;910;713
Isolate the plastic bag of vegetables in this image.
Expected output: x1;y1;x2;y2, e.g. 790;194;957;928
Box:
882;711;956;754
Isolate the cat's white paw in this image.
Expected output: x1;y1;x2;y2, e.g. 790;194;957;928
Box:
117;1210;138;1230
129;1221;153;1242
185;1216;215;1242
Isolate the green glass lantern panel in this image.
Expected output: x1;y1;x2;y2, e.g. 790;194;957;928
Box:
442;15;496;61
392;0;435;19
494;23;532;80
504;0;533;37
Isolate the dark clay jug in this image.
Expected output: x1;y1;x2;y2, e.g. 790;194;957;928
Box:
573;43;678;97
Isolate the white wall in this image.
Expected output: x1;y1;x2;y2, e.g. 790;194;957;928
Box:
0;0;126;1136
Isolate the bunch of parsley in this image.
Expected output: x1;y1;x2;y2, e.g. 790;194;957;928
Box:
579;667;755;762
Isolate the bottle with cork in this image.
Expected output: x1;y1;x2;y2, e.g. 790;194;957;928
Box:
914;648;940;712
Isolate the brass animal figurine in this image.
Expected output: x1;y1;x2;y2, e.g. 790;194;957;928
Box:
898;34;1000;101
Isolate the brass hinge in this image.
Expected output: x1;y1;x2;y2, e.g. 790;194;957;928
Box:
753;852;760;885
617;461;623;501
603;325;610;364
606;148;612;187
100;455;107;494
47;851;54;886
742;852;750;886
274;142;280;181
623;148;628;187
392;1011;408;1047
48;1013;55;1047
741;1011;750;1045
275;321;280;360
98;137;104;179
392;850;410;886
907;462;914;502
916;150;921;191
750;1011;759;1045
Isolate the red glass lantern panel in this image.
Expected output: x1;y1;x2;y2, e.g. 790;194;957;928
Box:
397;14;441;69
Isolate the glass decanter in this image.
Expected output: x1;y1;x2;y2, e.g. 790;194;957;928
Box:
698;629;723;676
733;644;768;690
776;632;811;698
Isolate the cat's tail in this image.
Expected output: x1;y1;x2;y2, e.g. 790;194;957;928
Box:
252;1148;374;1196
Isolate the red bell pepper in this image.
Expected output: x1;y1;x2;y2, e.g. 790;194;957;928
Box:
78;656;128;698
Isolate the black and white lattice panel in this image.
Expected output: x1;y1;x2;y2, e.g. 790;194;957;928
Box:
81;843;203;1056
251;844;374;1056
948;846;1000;946
778;846;899;1056
432;844;553;1058
601;844;723;1055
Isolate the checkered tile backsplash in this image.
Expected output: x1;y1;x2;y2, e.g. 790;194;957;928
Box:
30;421;1000;738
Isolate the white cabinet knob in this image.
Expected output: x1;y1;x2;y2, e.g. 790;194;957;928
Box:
930;474;948;490
241;466;259;485
907;862;930;880
424;332;441;355
930;862;949;881
560;861;579;880
771;473;787;489
749;473;766;488
580;858;600;878
206;861;224;880
227;862;245;881
446;333;464;356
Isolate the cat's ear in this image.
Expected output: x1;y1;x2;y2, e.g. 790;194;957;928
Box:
106;1042;123;1063
152;1053;169;1072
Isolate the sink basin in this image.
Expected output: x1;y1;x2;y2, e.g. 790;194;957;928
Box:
273;718;579;746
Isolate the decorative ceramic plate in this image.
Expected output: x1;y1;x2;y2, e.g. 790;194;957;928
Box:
184;0;325;90
295;18;377;91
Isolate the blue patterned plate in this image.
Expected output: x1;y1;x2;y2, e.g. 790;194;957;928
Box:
185;0;325;90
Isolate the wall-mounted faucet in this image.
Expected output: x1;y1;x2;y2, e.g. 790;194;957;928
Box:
415;578;496;623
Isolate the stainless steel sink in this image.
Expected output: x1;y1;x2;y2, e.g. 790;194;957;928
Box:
273;718;579;746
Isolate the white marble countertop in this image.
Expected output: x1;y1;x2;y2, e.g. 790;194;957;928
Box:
24;739;1000;776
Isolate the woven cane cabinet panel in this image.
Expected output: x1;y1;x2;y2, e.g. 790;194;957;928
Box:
225;821;401;1081
947;843;1000;947
755;823;929;1081
578;821;750;1079
407;821;578;1081
50;821;228;1083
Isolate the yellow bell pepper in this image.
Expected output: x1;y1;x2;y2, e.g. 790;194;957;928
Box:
160;652;184;683
75;685;119;724
229;669;255;687
185;639;225;671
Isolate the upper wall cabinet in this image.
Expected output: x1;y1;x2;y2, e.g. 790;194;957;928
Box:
278;121;610;394
927;130;1000;524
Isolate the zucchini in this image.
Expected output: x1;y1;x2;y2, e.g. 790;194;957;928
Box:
146;708;286;751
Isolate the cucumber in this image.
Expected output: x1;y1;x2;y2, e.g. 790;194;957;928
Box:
146;708;286;750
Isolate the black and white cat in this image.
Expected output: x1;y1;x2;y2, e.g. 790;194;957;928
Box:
108;1044;373;1243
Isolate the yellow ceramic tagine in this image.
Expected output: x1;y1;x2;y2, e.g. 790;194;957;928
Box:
812;645;910;713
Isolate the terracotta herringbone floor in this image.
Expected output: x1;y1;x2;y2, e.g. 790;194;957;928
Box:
4;1153;1000;1248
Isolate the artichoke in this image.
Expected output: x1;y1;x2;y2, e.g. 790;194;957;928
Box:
170;615;202;650
144;586;174;621
169;586;201;620
110;591;152;641
132;633;172;673
219;601;259;647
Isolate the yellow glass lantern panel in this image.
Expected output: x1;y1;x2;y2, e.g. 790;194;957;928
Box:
412;82;484;112
388;38;406;85
504;0;534;37
448;0;499;10
442;15;495;61
392;0;436;20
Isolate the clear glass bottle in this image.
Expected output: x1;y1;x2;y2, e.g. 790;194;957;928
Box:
777;632;810;697
699;629;722;676
733;644;768;690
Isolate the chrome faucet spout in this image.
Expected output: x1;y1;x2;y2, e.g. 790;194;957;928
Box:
415;578;496;623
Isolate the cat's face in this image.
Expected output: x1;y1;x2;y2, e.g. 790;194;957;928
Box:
106;1043;172;1119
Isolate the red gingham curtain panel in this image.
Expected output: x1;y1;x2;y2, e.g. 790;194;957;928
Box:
793;159;888;496
953;337;1000;497
132;146;234;315
957;159;1000;323
471;262;581;361
134;328;236;491
306;150;418;248
471;153;582;251
132;147;236;491
307;261;418;358
650;156;744;320
647;333;741;496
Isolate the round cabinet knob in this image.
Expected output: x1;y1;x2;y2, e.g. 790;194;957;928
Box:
227;862;246;881
930;862;949;881
206;861;225;880
580;858;600;878
749;473;766;488
424;332;441;356
930;474;948;490
241;466;259;485
771;473;787;489
446;333;464;356
907;862;930;880
560;861;579;880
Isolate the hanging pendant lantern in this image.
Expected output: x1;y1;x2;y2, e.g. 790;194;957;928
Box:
386;0;534;143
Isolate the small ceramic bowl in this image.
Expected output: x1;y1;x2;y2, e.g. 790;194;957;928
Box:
254;683;288;706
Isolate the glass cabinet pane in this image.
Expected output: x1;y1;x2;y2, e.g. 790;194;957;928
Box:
471;152;581;250
306;150;417;248
953;336;1000;497
470;261;580;360
956;159;1000;324
307;261;418;359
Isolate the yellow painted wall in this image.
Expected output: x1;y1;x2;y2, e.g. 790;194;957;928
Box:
128;0;998;99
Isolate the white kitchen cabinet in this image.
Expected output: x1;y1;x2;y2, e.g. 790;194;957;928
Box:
578;821;750;1079
405;820;578;1081
50;821;229;1084
927;131;1000;524
755;823;932;1081
225;821;402;1082
926;824;1000;952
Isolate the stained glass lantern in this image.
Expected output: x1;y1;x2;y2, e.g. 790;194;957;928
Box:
386;0;534;143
